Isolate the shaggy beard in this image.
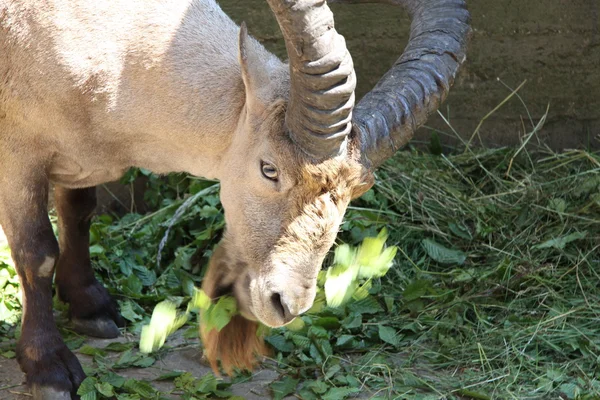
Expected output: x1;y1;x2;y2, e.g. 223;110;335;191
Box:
200;242;269;376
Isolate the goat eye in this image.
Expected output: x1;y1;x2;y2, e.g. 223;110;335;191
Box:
261;161;278;181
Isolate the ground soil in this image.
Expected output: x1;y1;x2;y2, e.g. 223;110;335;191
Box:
0;330;289;400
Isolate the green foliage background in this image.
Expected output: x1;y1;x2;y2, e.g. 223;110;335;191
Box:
1;144;599;399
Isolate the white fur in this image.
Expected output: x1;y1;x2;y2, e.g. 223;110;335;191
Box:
37;256;55;278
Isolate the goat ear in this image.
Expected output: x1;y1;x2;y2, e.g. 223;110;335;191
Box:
238;22;270;113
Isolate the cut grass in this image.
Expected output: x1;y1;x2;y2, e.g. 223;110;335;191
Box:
1;143;599;399
342;146;600;399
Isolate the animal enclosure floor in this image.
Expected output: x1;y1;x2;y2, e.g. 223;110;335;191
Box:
0;331;293;400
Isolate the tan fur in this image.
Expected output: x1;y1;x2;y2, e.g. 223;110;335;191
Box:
200;315;268;375
0;0;283;184
200;243;269;375
1;0;373;356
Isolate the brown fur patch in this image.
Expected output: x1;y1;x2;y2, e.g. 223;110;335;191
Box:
200;243;269;376
200;314;268;376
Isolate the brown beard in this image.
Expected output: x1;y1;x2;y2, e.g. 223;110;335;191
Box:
200;242;269;376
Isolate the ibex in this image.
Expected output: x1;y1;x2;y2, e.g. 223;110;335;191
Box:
0;0;470;397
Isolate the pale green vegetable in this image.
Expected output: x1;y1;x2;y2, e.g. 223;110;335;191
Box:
141;230;395;352
140;288;238;354
188;286;211;312
139;300;188;354
324;263;359;307
324;229;396;308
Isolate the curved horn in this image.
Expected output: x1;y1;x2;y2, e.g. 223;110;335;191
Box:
332;0;471;168
266;0;356;159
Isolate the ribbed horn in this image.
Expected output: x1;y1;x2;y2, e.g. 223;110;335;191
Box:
266;0;356;159
331;0;471;167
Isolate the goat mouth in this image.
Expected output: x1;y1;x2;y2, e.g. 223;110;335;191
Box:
213;283;233;299
233;275;258;322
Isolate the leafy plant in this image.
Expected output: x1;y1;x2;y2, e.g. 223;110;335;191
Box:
1;144;599;399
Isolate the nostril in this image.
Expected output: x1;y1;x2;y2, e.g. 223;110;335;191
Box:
270;292;285;318
270;292;292;321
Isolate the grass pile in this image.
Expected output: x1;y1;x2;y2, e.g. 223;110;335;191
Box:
343;146;600;399
1;142;599;399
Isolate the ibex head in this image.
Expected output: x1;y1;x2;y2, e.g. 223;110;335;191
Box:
205;0;471;328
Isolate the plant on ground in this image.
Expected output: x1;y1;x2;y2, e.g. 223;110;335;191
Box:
1;123;599;399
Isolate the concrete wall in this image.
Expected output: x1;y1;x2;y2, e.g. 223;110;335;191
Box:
220;0;600;150
94;0;600;213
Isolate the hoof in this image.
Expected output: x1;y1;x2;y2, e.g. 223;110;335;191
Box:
59;279;125;338
18;337;85;400
31;386;73;400
71;317;120;339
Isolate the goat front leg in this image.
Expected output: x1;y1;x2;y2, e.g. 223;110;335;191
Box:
54;186;124;338
0;169;85;399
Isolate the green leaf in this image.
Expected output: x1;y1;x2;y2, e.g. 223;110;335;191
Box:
265;334;294;353
116;394;141;400
174;372;197;392
378;325;400;346
449;222;472;240
324;364;341;380
298;387;319;400
548;198;568;213
133;356;155;368
403;279;432;301
316;339;333;358
384;295;394;313
123;379;157;398
133;265;157;286
348;296;382;315
104;342;135;352
333;244;356;267
290;334;311;349
118;300;143;322
139;325;158;354
124;274;143;295
100;372;127;388
195;373;218;394
357;244;396;279
202;295;238;332
309;380;329;394
323;387;360;400
95;382;114;397
558;383;581;399
309;343;323;364
77;377;98;400
313;316;341;330
271;376;299;400
341;313;362;329
115;349;139;367
533;231;587;250
78;345;106;357
285;317;305;331
154;371;184;381
335;335;355;348
1;350;16;359
422;239;466;264
352;280;372;301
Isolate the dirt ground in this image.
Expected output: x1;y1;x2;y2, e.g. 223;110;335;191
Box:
0;330;291;400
